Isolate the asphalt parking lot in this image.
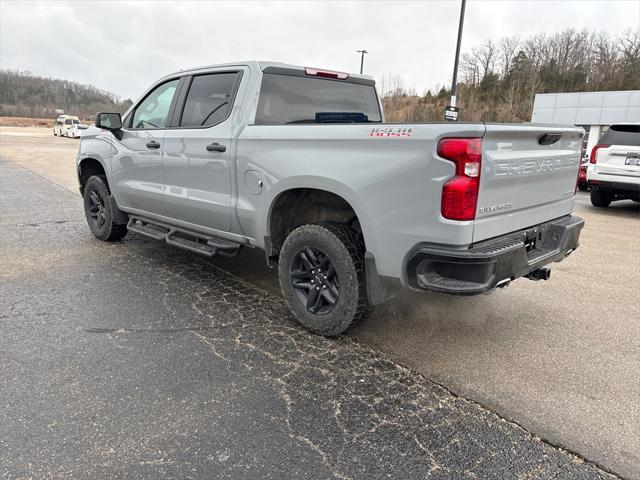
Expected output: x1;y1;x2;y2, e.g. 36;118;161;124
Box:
1;127;638;479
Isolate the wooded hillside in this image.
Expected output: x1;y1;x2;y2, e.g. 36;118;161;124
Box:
2;28;637;124
381;29;639;123
0;70;132;119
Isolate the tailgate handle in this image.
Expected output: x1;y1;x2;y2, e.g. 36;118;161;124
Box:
538;133;562;146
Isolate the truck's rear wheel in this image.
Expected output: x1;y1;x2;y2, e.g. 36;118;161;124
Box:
278;222;371;337
83;175;127;241
590;189;611;207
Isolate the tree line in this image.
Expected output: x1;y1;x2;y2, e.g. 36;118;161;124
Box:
0;69;133;119
1;28;637;123
381;28;639;123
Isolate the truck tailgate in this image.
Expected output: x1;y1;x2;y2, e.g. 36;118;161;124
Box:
473;124;583;242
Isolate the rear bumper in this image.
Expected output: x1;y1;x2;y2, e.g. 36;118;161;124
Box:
406;215;584;295
588;179;640;199
587;167;639;189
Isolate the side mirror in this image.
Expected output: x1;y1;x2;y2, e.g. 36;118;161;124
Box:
95;112;123;139
96;112;122;130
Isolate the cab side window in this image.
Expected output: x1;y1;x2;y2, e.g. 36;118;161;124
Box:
131;79;179;129
179;72;239;128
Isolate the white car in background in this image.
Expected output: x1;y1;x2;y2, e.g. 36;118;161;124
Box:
53;115;88;138
587;123;640;207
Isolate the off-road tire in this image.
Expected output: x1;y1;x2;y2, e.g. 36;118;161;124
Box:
590;189;611;208
83;175;127;241
278;222;371;337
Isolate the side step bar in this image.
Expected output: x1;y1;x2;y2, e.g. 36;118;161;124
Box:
127;216;242;258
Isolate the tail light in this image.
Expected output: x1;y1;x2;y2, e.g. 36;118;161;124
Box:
438;138;482;221
589;144;609;164
575;158;588;194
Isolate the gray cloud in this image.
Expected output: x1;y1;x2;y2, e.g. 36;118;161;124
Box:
1;0;637;101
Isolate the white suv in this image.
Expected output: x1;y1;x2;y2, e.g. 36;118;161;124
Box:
53;115;86;138
587;123;640;207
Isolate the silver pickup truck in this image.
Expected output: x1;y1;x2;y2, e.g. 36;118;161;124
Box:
77;61;584;336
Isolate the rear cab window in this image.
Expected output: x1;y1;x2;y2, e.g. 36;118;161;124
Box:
179;72;241;128
255;71;382;125
599;124;640;147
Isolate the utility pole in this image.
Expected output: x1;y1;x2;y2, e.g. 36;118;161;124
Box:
445;0;466;121
357;50;368;74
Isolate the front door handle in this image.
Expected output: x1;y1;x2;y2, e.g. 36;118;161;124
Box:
206;142;226;153
146;140;161;149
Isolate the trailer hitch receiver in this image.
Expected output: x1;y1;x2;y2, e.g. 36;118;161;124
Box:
525;267;551;281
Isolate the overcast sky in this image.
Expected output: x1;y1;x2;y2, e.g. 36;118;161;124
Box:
1;0;637;100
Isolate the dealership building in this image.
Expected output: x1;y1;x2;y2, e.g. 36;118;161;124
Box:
531;90;640;154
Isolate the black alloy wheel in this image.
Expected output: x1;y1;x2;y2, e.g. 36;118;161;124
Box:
278;222;371;337
82;175;127;241
87;189;107;230
290;247;340;315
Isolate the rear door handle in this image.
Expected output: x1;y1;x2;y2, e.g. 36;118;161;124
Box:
146;140;161;149
206;142;226;153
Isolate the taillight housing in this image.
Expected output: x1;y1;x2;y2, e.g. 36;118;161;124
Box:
304;67;349;80
589;144;609;164
438;138;482;221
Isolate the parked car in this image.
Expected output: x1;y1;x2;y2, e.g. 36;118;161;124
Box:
54;115;87;138
76;61;584;336
577;155;589;191
587;123;640;207
53;115;66;136
66;121;89;138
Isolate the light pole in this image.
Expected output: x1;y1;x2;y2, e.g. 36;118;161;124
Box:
357;50;368;74
446;0;466;121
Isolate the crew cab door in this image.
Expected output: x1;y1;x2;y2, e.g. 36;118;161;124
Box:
110;78;181;215
162;70;244;231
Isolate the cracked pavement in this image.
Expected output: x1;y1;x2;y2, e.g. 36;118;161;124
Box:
3;126;639;479
0;160;621;479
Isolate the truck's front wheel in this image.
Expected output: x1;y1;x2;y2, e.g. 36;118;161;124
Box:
83;175;127;241
278;222;371;337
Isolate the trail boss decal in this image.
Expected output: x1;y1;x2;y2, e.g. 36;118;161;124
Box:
369;127;413;138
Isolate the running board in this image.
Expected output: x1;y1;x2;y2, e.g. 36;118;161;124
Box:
127;216;242;258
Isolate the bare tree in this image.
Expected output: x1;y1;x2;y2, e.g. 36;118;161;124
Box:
498;36;520;74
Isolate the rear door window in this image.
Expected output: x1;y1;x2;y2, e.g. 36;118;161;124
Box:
600;125;640;147
131;79;180;129
64;119;72;125
179;72;240;128
255;73;382;125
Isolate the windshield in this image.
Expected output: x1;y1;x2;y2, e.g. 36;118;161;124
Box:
255;73;381;125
